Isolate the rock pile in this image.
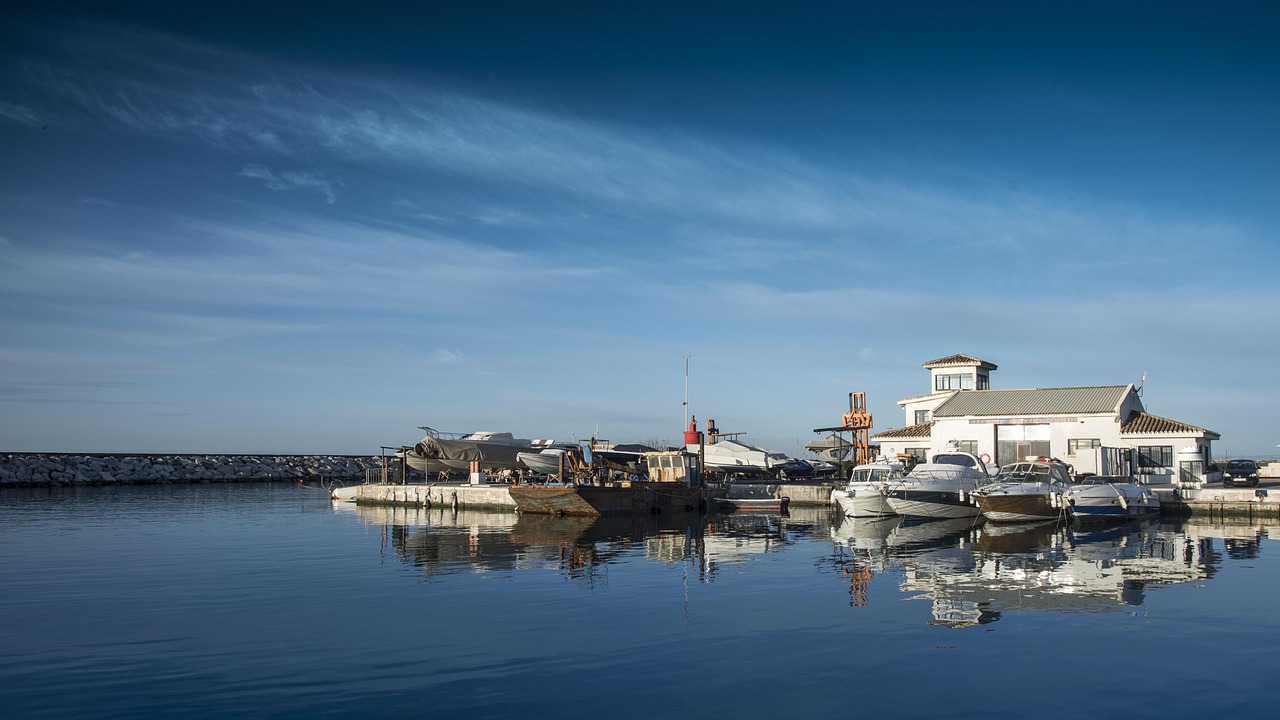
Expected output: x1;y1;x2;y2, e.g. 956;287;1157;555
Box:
0;454;383;487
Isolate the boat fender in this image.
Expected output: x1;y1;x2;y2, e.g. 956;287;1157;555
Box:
958;490;966;503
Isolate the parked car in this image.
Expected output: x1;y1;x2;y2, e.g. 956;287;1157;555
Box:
1222;459;1261;488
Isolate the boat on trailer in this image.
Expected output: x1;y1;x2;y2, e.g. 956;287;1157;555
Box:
405;428;533;474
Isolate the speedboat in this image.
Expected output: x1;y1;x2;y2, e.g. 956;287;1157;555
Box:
832;457;906;518
1066;476;1161;522
884;451;990;520
972;460;1073;523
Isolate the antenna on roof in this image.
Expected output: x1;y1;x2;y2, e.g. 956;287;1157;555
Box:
1137;371;1145;397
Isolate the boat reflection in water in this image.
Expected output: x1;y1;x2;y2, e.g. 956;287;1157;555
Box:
339;501;1261;627
337;503;712;583
337;503;841;587
827;513;1248;627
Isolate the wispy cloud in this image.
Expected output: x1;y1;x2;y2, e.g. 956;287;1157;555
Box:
3;17;1276;454
238;164;340;203
0;100;39;125
5;18;1255;285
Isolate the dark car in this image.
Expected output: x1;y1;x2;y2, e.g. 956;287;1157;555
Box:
1222;459;1261;488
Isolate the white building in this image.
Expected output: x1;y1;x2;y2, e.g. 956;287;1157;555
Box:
871;354;1220;484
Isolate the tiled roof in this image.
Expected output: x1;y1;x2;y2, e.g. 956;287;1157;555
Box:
871;422;933;439
922;354;998;370
1122;411;1220;439
932;386;1131;417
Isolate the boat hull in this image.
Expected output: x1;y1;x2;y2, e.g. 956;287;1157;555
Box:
832;483;895;518
885;490;981;520
516;450;571;476
1068;499;1161;521
509;482;705;516
975;493;1063;523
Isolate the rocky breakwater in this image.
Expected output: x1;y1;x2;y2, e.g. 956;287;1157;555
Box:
0;453;383;487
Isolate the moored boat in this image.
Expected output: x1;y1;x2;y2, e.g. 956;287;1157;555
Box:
1066;476;1160;522
884;451;990;520
508;482;706;516
509;450;706;516
972;460;1073;523
832;457;906;518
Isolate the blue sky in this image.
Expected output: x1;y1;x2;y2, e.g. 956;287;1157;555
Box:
2;1;1277;456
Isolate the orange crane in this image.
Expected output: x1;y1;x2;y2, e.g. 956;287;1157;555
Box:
841;392;873;466
812;391;874;466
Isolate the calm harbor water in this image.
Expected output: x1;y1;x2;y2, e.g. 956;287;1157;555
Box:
2;483;1277;719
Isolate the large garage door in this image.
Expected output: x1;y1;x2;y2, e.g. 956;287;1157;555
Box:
997;424;1050;466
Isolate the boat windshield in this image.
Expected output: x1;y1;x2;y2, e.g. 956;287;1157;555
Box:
1077;475;1132;486
932;453;978;468
995;462;1070;485
851;467;897;483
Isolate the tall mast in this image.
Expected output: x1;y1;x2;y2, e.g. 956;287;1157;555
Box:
683;355;690;428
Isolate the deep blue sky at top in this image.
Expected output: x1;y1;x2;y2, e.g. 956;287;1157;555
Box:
22;1;1276;214
1;1;1277;454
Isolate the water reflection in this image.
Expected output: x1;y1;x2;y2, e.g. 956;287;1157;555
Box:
338;503;843;585
829;513;1262;627
338;501;1272;627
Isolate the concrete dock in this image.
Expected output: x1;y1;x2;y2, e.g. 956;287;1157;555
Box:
332;479;841;510
332;475;1280;520
332;481;516;509
1166;479;1280;520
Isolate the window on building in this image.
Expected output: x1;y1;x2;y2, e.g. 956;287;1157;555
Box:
1067;438;1101;457
977;374;989;390
955;440;977;454
997;424;1050;466
1137;445;1173;472
935;373;974;391
905;447;929;462
914;409;931;425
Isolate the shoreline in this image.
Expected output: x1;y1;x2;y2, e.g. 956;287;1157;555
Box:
0;452;382;487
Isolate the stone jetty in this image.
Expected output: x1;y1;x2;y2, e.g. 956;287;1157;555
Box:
0;453;382;487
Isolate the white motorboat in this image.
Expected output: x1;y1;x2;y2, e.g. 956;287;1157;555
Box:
972;460;1074;523
884;451;990;520
690;437;790;478
1066;476;1161;522
832;458;906;518
517;447;575;477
